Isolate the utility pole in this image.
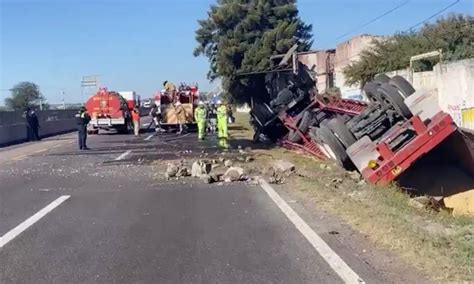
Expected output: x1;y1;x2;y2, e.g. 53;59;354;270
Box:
62;90;66;109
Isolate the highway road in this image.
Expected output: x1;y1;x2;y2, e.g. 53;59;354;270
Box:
0;127;427;283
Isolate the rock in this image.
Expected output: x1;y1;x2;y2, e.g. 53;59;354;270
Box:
236;156;246;162
165;163;179;178
269;175;285;184
176;167;189;177
319;164;331;171
210;173;222;182
347;171;362;181
331;178;343;184
191;160;212;177
200;174;214;184
224;160;233;167
245;156;254;163
238;149;246;154
263;166;276;177
244;147;252;152
237;145;242;150
218;157;225;163
224;167;244;182
272;160;295;174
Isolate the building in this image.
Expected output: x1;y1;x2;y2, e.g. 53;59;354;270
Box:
334;34;384;100
297;49;336;93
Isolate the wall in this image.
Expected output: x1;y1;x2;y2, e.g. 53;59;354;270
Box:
298;49;336;93
0;109;79;146
385;59;474;130
334;34;384;99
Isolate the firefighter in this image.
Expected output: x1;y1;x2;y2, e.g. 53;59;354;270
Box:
194;101;207;140
216;100;229;148
75;107;91;150
175;101;186;134
132;106;140;136
149;104;162;132
163;80;176;102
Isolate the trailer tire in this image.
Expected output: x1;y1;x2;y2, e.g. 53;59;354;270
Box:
287;110;313;143
317;125;352;169
363;82;381;104
374;74;390;83
327;117;357;148
377;83;413;119
389;75;415;98
251;103;275;128
271;88;294;107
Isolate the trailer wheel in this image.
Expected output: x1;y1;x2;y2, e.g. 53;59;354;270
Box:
327;117;357;148
317;125;352;169
251;103;275;128
363;82;381;104
374;74;390;83
271;88;294;107
377;83;413;119
389;75;415;98
288;110;313;143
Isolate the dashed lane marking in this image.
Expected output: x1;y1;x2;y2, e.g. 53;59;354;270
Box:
144;134;155;141
0;195;70;248
33;148;47;154
11;155;27;161
259;178;365;284
115;150;131;161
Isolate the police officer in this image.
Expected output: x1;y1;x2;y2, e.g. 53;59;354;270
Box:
76;107;91;150
24;107;40;141
194;101;207;140
216;100;229;148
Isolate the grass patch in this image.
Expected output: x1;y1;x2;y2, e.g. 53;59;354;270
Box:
231;112;474;282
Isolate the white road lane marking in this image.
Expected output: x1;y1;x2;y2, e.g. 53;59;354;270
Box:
115;150;131;161
144;134;155;141
259;178;365;284
0;195;70;248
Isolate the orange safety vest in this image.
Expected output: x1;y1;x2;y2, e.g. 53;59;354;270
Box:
131;110;140;122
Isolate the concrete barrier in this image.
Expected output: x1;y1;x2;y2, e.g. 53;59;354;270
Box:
0;119;77;147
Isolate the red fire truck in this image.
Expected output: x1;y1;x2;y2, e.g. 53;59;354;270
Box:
85;88;140;134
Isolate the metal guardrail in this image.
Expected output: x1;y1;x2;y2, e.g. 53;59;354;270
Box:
0;109;79;127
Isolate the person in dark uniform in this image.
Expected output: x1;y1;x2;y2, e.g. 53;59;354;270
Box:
24;107;40;141
75;107;91;150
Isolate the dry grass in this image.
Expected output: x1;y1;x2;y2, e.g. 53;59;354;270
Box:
231;112;474;282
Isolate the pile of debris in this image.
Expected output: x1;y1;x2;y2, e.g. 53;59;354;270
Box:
163;150;258;185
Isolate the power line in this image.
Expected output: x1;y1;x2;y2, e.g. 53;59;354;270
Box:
334;0;411;41
405;0;460;31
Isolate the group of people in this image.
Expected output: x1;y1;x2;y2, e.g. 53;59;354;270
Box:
195;100;230;148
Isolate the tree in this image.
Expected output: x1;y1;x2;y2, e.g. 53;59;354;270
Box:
194;0;312;103
343;14;474;86
4;81;45;111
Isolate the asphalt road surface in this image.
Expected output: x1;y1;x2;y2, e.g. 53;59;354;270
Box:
0;126;426;283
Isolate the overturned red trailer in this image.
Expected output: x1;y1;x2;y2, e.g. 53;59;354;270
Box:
247;48;461;185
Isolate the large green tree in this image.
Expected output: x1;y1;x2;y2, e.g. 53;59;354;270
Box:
343;14;474;86
4;81;45;111
194;0;312;103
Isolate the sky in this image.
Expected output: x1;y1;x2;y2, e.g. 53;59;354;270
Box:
0;0;473;105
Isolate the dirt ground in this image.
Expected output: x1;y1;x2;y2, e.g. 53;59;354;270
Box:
228;112;474;283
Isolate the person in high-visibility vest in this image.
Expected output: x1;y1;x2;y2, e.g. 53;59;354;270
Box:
194;101;207;140
216;100;229;148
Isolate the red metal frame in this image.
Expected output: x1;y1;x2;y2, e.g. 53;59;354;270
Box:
361;112;457;184
278;95;457;185
279;97;366;153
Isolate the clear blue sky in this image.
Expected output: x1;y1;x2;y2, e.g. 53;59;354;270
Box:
0;0;472;105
